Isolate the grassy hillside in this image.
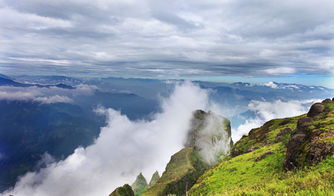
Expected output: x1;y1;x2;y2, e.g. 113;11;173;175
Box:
189;99;334;195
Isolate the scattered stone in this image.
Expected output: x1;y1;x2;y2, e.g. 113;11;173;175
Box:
255;151;273;162
307;103;325;117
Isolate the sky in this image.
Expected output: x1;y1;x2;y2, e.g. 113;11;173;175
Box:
0;0;334;87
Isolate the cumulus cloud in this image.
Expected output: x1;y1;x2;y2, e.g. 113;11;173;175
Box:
232;99;321;141
2;82;212;196
0;0;333;77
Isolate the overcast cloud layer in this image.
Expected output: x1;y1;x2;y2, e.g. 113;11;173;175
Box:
0;0;334;77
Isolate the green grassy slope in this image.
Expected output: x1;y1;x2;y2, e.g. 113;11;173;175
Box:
189;100;334;195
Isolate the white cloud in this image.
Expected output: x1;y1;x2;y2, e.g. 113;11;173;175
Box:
232;99;321;141
34;95;73;104
0;84;96;103
2;82;212;196
263;67;296;75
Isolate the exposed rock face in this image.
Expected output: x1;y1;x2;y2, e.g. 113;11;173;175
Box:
284;99;334;170
185;110;232;165
131;173;148;196
148;171;160;187
109;184;134;196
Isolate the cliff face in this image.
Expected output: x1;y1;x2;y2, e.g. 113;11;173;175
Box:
142;110;232;196
185;110;232;165
190;98;334;195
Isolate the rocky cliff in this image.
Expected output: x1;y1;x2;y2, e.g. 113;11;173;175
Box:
142;110;232;196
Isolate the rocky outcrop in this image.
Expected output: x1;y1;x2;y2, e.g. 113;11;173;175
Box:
109;184;134;196
284;100;334;170
142;110;231;196
185;110;232;165
307;103;325;117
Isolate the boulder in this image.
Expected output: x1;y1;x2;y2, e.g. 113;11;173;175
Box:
307;103;325;117
306;130;334;165
284;133;306;170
